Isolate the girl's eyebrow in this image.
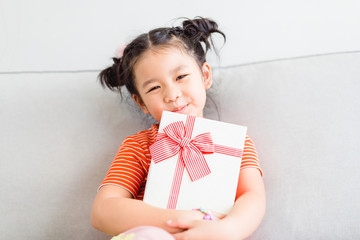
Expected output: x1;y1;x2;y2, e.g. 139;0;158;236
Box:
141;65;188;89
141;79;157;89
170;64;187;74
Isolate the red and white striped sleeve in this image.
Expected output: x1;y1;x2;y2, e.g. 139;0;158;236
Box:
98;125;158;198
240;136;263;176
98;136;148;198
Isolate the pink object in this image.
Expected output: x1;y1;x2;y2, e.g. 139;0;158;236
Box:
194;207;215;220
115;44;127;58
149;114;243;209
112;226;175;240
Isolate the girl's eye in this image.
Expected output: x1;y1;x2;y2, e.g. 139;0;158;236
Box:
176;74;188;80
147;86;160;93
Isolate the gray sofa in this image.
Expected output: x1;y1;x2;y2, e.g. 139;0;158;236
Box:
1;51;359;239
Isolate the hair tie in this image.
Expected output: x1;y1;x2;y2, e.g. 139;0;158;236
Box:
115;43;127;59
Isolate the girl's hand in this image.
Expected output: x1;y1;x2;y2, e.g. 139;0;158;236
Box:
168;217;238;240
168;211;236;240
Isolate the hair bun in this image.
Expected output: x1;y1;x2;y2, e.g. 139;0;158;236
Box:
98;58;122;91
182;17;225;52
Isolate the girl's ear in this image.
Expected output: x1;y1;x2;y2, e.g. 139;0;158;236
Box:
132;94;150;114
201;62;212;90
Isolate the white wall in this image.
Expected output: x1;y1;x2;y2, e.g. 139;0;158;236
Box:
1;0;359;72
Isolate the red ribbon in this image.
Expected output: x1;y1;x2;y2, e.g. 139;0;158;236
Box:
149;115;243;209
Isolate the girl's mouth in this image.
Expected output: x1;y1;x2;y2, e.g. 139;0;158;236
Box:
172;104;188;113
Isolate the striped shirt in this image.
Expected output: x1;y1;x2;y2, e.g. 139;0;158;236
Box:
100;124;262;199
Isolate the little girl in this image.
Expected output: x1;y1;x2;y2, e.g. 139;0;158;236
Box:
91;17;265;240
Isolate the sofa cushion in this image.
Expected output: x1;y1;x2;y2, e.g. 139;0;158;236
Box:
0;52;359;239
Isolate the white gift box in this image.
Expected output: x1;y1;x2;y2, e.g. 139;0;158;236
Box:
143;111;247;214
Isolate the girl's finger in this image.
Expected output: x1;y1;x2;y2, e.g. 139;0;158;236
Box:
167;219;192;229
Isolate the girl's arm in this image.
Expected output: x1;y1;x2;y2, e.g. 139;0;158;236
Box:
225;167;266;238
169;168;266;240
91;185;205;236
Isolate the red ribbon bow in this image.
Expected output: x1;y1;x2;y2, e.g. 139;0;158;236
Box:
150;115;212;182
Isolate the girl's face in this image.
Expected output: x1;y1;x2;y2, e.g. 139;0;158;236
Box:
132;46;212;122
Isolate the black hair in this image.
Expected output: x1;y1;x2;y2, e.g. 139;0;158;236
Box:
98;17;226;102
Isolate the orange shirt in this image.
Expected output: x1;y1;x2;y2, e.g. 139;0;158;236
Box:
100;124;262;199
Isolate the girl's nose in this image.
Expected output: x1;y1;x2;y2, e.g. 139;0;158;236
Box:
164;86;181;103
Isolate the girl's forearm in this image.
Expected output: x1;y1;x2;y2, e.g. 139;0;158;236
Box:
224;191;266;239
91;197;201;236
